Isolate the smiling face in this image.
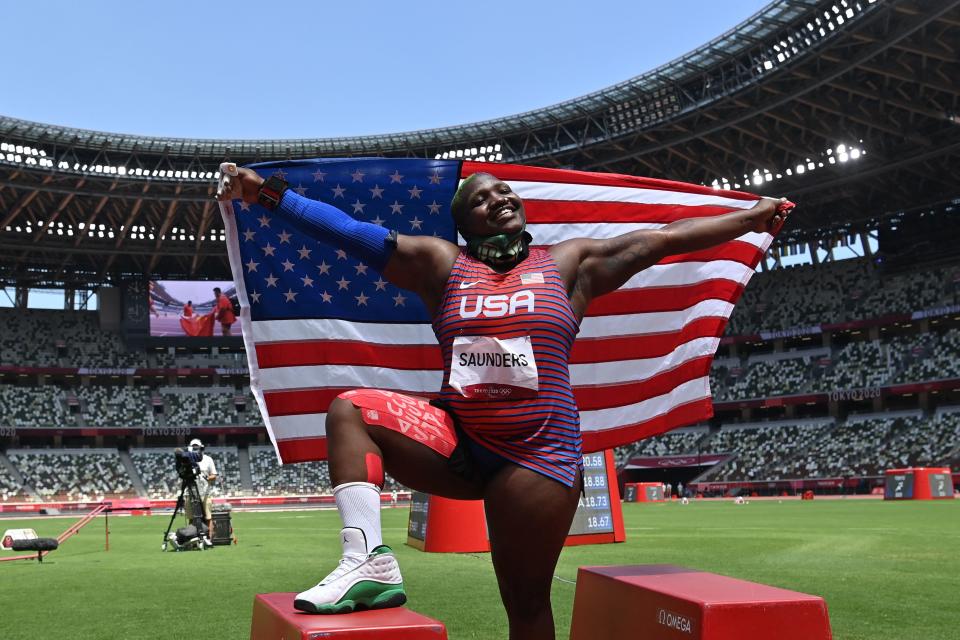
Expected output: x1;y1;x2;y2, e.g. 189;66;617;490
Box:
453;173;526;239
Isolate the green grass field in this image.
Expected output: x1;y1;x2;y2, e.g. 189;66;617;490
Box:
2;499;957;639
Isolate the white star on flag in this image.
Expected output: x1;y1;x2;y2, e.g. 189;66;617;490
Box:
320;291;333;303
249;291;261;304
317;261;331;275
427;201;441;214
312;169;327;182
336;276;351;290
389;201;404;214
354;263;368;275
283;289;298;302
297;245;312;259
262;243;276;256
258;214;271;228
294;183;308;196
369;185;384;198
355;292;370;306
245;258;259;273
332;185;346;198
351;169;366;182
409;216;423;230
373;277;388;291
335;249;348;260
243;229;257;241
264;274;279;288
351;200;366;214
371;215;386;226
408;185;423;199
389;170;403;183
429;171;442;184
392;292;406;306
281;259;295;272
277;230;292;244
301;274;314;287
239;201;251;212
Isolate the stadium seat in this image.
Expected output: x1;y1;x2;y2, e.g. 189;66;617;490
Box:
249;592;447;639
569;565;831;640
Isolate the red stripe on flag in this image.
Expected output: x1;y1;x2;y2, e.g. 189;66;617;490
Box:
657;241;763;267
462;161;758;201
585;280;744;316
580;396;715;453
573;356;713;411
265;388;345;416
276;437;328;464
570;317;728;363
524;200;742;223
265;388;440;417
256;341;443;370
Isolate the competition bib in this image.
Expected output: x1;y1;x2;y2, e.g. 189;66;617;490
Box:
449;335;539;399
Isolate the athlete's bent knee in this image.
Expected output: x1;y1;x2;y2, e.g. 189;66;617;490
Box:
326;395;363;430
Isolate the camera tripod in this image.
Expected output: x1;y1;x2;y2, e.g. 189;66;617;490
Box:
161;473;208;551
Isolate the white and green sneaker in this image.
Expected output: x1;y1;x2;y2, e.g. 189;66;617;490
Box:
294;527;407;614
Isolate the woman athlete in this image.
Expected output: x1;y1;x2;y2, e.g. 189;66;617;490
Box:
217;166;791;640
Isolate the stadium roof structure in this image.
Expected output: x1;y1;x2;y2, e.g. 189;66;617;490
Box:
1;0;958;288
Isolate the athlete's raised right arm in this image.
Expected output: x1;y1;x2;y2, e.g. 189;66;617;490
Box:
216;166;458;313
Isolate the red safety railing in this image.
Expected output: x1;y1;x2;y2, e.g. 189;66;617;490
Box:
0;502;110;562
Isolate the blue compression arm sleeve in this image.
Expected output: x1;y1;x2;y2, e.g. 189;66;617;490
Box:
276;190;396;270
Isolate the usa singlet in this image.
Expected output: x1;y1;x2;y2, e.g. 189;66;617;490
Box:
432;248;582;486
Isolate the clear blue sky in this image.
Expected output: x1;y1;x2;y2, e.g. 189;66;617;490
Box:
3;0;769;139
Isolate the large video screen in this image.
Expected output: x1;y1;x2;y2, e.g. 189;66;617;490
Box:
148;280;242;338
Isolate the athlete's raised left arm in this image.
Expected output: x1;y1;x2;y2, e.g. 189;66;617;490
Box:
550;197;792;320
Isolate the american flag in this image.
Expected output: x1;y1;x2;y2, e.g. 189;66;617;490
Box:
219;158;772;464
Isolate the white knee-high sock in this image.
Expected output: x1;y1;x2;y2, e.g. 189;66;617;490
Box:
333;482;383;553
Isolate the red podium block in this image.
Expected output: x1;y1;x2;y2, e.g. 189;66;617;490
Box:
635;482;667;502
884;467;954;500
250;593;447;639
569;565;831;640
407;450;625;552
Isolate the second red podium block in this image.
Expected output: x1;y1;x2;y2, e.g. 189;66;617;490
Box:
569;565;832;640
250;593;447;640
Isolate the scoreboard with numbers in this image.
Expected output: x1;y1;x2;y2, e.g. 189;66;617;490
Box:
407;449;625;551
406;492;430;546
567;451;617;537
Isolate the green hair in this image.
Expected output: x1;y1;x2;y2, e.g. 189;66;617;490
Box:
450;172;490;230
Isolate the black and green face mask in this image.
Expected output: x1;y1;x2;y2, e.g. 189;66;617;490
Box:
465;228;532;264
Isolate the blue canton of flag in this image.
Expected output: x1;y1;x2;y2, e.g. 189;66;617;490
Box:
233;158;460;322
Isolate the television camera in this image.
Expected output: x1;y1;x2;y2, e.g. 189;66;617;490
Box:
161;447;210;551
